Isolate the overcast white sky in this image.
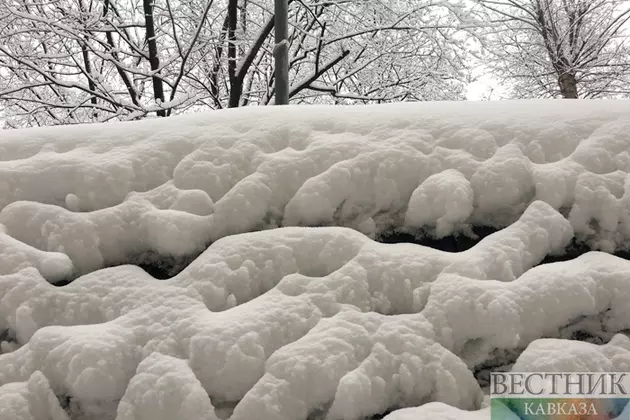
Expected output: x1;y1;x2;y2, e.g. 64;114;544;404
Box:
465;63;506;101
466;73;502;100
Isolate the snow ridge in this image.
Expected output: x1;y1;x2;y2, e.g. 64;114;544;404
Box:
1;101;630;278
1;200;629;419
2;101;630;419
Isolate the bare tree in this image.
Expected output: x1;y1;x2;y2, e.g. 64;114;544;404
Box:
273;0;289;105
473;0;630;99
0;0;474;127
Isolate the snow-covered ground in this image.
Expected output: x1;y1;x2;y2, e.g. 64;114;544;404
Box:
1;100;630;419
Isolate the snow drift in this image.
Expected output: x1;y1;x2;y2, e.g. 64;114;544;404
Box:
1;100;630;276
1;100;630;419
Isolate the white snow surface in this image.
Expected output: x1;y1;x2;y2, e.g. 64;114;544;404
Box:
1;100;630;419
1;100;630;275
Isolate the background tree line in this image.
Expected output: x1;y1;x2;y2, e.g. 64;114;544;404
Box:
474;0;630;99
0;0;629;128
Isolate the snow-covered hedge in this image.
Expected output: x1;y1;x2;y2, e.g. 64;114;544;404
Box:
1;100;630;419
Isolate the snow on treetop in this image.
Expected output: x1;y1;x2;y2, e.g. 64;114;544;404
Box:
1;100;630;419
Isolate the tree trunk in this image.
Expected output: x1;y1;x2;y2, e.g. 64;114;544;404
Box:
227;0;240;107
558;73;578;99
273;0;289;105
143;0;166;116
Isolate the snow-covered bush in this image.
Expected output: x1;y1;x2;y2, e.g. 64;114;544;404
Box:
1;100;630;419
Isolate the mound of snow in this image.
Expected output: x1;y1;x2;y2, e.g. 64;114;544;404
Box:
0;229;73;283
0;200;628;419
405;169;474;237
2;101;630;274
2;101;630;419
117;352;218;420
513;333;630;372
0;371;69;420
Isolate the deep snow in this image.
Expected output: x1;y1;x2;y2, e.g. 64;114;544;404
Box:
1;100;630;419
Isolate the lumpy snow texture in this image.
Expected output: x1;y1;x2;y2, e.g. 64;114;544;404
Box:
1;101;630;419
1;101;630;275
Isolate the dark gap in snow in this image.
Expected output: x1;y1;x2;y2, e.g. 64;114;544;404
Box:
0;328;18;354
50;228;630;289
0;328;16;343
615;249;630;260
364;408;396;420
52;251;203;286
58;394;71;413
52;278;73;287
569;329;605;343
59;394;118;420
473;347;520;389
129;249;201;279
137;260;180;279
135;251;200;279
541;241;630;265
539;240;596;265
379;228;630;267
307;404;331;420
376;226;499;252
557;311;615;344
